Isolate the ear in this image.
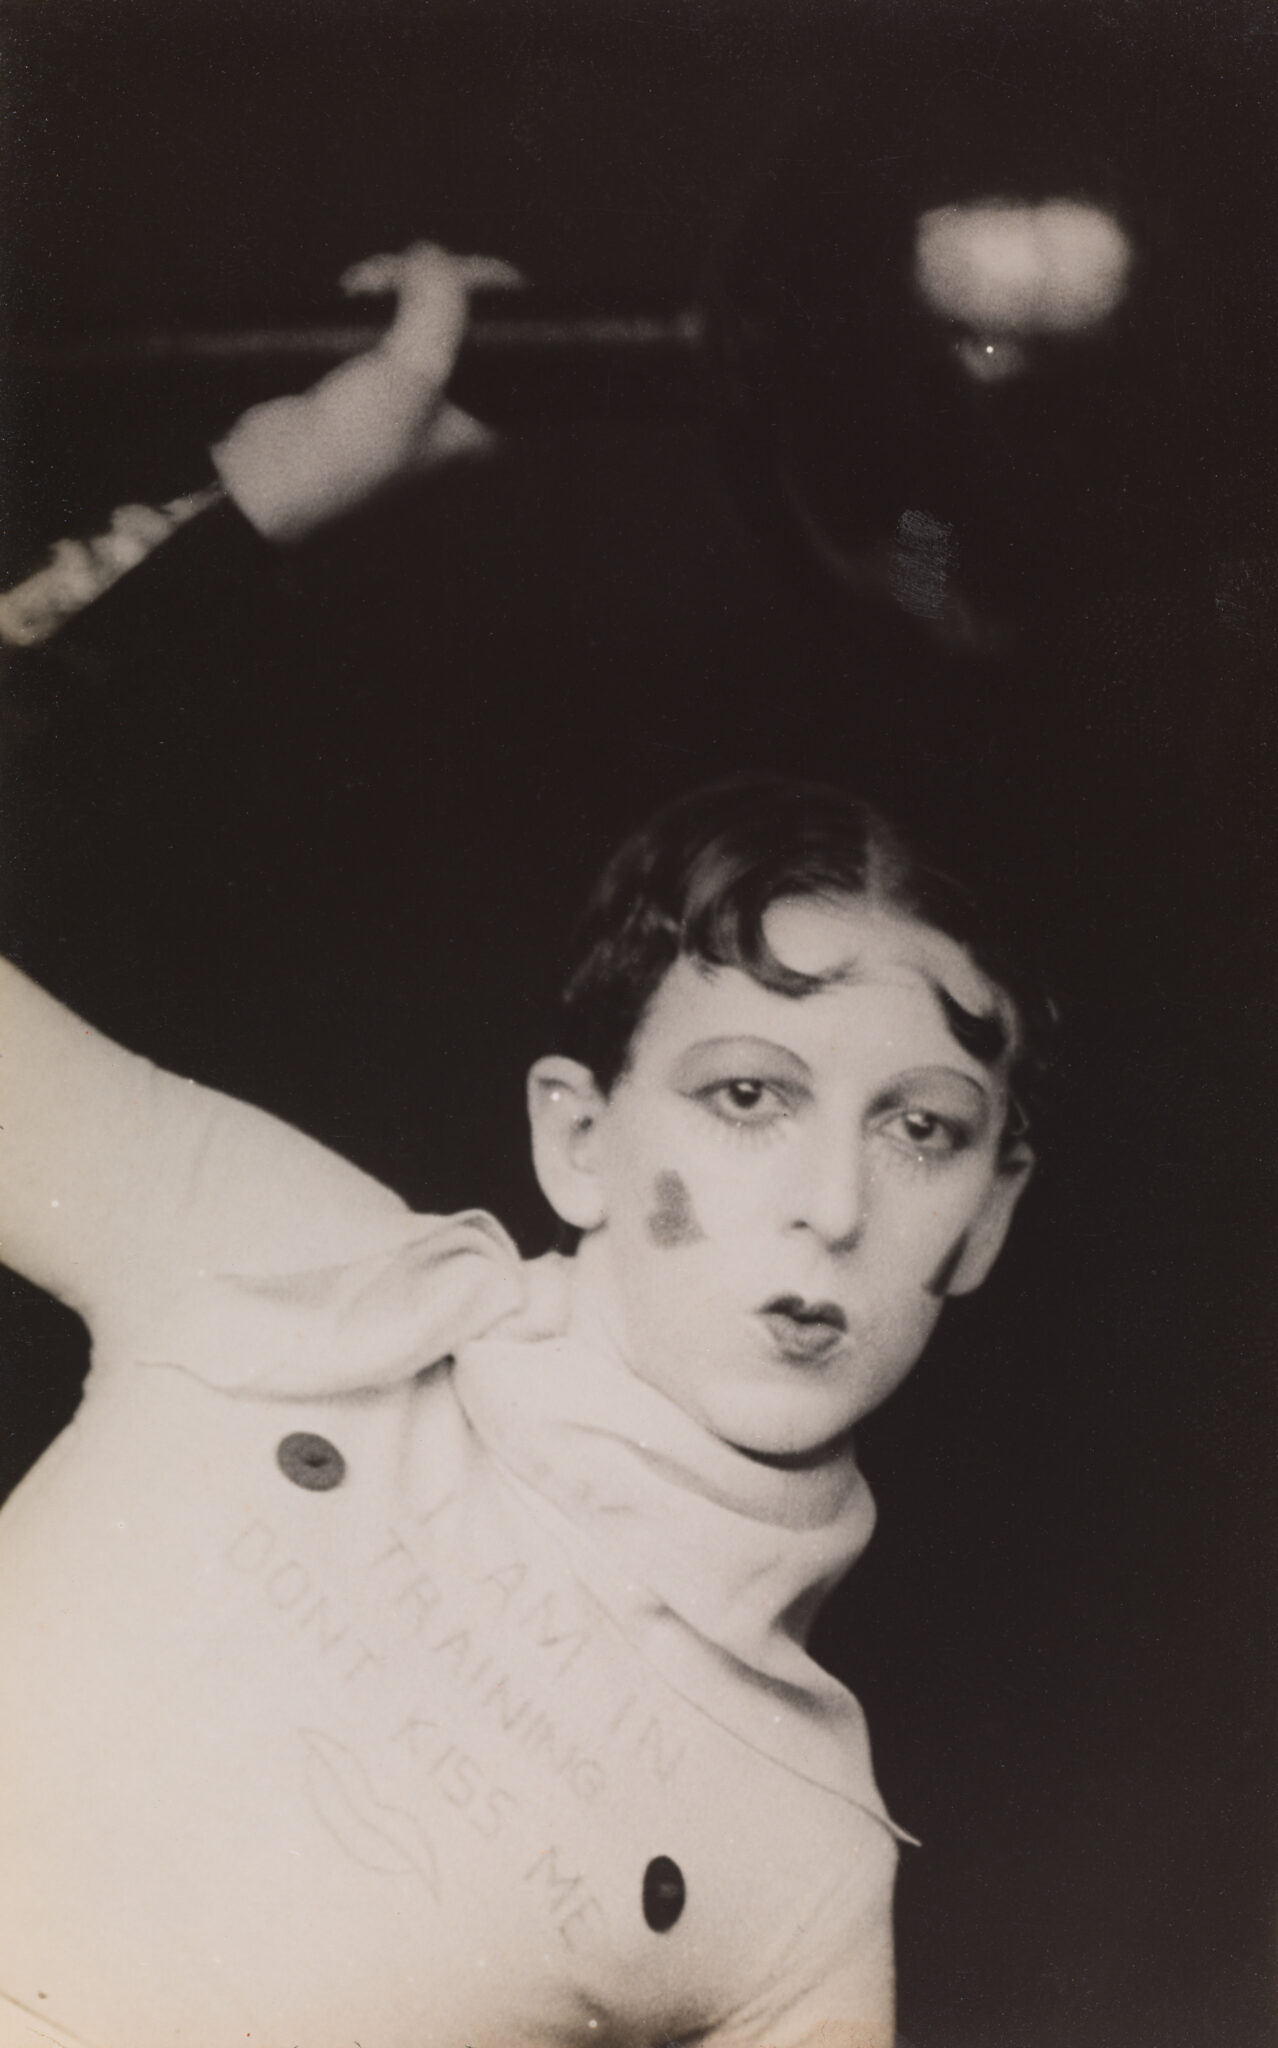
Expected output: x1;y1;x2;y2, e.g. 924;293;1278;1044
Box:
527;1056;610;1232
947;1139;1036;1296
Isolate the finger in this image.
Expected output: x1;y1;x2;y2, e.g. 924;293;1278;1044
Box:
339;250;414;297
339;246;526;299
336;244;527;388
330;245;468;388
380;253;474;373
451;254;528;294
416;402;502;469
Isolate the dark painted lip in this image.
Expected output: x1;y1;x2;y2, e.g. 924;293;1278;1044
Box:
757;1295;848;1363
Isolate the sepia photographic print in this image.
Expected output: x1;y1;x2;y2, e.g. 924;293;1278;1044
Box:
0;5;1274;2044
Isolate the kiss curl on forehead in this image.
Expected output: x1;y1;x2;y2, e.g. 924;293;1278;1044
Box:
675;893;1017;1077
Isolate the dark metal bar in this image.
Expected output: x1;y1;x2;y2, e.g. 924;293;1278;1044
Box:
4;308;706;371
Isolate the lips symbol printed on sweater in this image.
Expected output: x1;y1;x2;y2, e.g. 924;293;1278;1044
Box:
301;1728;442;1899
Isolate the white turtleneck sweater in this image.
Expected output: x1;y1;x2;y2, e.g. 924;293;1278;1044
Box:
0;961;901;2048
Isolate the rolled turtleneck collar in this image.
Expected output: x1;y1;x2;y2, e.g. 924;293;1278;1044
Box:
155;1203;896;1824
455;1253;898;1825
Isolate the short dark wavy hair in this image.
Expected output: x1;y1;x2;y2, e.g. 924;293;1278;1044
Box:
556;776;1054;1142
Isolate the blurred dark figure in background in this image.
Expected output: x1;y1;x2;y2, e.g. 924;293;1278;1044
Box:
714;14;1276;659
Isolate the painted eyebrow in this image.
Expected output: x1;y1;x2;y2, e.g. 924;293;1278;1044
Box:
668;1036;814;1086
868;1071;993;1119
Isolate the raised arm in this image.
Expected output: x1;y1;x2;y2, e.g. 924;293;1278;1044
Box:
0;242;521;648
0;243;535;1380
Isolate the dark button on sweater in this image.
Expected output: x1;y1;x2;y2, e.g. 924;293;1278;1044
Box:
643;1855;686;1932
277;1433;346;1491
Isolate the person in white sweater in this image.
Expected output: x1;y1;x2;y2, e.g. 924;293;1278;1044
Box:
0;251;1041;2048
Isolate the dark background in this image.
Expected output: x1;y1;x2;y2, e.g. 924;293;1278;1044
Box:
1;5;1275;2045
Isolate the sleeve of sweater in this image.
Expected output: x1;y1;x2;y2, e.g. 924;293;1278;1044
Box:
0;953;527;1391
0;952;407;1328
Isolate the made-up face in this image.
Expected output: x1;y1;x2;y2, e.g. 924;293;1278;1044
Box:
530;897;1032;1458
